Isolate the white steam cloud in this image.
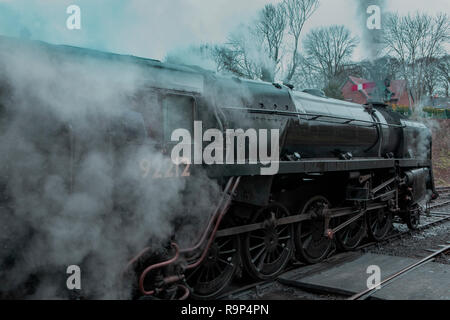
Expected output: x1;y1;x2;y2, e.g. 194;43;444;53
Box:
0;0;272;61
355;0;387;61
0;37;221;299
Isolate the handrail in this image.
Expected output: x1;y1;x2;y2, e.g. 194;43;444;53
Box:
220;106;406;129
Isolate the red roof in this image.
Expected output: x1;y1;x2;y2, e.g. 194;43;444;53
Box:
342;76;411;106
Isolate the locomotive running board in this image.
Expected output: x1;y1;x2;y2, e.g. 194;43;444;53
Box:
207;158;432;177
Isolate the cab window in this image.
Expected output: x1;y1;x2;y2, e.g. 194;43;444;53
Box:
163;95;194;142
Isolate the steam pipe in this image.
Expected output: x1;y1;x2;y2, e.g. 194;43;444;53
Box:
125;178;233;274
163;274;185;286
180;177;234;254
128;179;233;274
177;284;190;300
136;177;240;296
185;177;240;270
139;242;180;295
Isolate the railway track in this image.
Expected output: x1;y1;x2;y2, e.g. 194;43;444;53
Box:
429;200;450;209
436;186;450;192
436;186;450;197
218;201;450;300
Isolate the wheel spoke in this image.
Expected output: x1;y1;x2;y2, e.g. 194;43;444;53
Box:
257;250;268;270
186;235;239;298
198;268;206;282
218;238;232;249
302;234;313;249
205;266;211;281
249;242;265;252
217;257;234;267
375;223;380;234
371;219;377;230
276;243;285;252
367;209;392;242
212;262;221;276
267;250;274;263
186;265;200;281
277;226;288;235
300;229;313;239
219;248;237;255
343;228;351;243
243;203;294;280
250;234;265;240
252;246;266;263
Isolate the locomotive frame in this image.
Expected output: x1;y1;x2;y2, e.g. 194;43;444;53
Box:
130;52;437;300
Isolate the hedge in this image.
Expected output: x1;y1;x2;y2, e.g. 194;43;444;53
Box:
390;104;449;119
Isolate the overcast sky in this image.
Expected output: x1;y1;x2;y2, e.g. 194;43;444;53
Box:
0;0;448;61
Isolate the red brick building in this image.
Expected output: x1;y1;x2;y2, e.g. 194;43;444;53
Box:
341;76;412;107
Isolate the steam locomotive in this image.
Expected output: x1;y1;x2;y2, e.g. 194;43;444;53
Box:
0;37;438;300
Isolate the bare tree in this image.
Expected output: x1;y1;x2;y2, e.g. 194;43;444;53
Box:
359;56;401;84
294;55;325;89
213;45;249;78
383;12;450;107
212;26;269;80
422;57;442;96
257;4;286;65
211;0;320;82
437;55;450;97
301;25;359;87
211;6;286;82
283;0;319;82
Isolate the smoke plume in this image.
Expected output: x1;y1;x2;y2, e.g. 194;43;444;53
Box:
355;0;387;61
0;37;221;299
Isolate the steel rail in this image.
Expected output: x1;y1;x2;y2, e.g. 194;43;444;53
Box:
429;200;450;209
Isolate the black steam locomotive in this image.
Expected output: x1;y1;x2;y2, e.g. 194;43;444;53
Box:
0;37;438;300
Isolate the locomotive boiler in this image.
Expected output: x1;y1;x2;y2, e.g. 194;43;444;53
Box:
0;36;438;300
